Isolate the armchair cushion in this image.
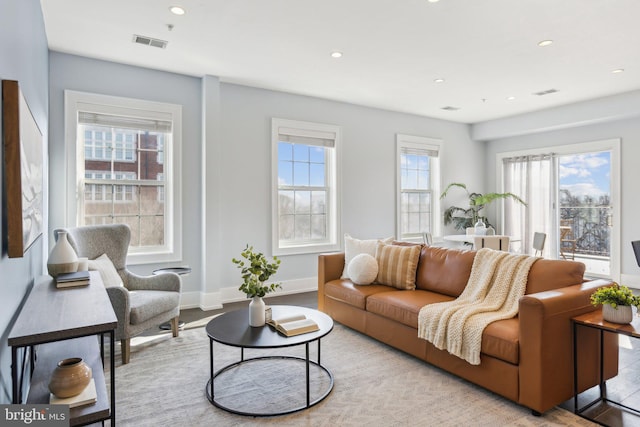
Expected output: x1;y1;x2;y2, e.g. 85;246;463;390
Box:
128;290;181;325
88;254;123;288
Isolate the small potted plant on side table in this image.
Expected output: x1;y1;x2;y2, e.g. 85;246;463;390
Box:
232;245;281;327
590;283;640;324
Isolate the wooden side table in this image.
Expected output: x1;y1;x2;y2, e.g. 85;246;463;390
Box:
572;310;640;422
8;272;117;426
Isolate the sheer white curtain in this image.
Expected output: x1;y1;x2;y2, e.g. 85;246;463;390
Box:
502;154;554;256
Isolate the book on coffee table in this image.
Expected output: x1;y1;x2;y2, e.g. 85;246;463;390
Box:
267;313;319;337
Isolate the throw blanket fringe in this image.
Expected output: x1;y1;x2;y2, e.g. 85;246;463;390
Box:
418;248;538;365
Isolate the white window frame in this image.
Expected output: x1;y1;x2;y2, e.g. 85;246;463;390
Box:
64;90;182;265
396;134;442;242
271;118;342;256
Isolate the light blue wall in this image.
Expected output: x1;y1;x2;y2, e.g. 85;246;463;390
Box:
215;83;480;289
0;0;49;404
48;53;481;303
48;52;204;293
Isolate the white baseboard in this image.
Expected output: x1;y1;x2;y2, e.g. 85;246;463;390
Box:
179;277;317;311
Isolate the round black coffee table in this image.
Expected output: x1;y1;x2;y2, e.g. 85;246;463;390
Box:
205;305;334;416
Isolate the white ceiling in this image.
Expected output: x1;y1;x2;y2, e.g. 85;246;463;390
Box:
40;0;640;124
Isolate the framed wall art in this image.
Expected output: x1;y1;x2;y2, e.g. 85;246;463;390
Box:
3;80;44;257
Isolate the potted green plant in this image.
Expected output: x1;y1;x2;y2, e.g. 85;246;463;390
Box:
232;245;282;327
440;183;526;231
590;283;640;324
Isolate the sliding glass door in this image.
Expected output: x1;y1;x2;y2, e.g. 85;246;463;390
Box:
558;151;612;276
500;139;619;280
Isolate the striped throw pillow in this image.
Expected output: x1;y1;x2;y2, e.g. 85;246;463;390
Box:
375;242;421;289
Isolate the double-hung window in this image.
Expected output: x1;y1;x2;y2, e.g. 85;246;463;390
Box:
396;134;442;241
65;91;182;264
272;118;341;255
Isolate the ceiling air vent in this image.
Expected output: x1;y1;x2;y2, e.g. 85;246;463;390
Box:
132;34;168;49
533;88;558;96
441;106;460;111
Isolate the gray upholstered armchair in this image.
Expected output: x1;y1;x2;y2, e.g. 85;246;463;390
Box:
61;224;181;364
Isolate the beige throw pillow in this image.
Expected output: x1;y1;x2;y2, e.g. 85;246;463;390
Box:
342;234;393;279
375;242;421;290
88;254;123;288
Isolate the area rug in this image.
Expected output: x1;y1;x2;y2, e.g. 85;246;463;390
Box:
112;322;596;426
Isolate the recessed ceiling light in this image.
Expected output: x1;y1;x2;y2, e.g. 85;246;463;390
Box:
612;68;625;74
538;40;553;47
331;51;343;58
434;78;445;83
169;6;186;15
427;0;441;3
506;96;516;101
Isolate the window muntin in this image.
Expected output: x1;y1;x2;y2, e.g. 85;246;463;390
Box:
65;91;182;264
272;118;341;255
396;135;442;241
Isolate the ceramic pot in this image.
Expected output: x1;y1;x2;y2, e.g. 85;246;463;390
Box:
249;296;266;327
48;357;92;398
47;231;79;277
602;304;633;324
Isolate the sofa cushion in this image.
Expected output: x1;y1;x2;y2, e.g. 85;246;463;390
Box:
375;242;421;290
367;290;454;328
324;279;392;310
367;290;520;364
415;246;475;297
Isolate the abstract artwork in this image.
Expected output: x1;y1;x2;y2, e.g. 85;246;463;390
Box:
3;80;44;257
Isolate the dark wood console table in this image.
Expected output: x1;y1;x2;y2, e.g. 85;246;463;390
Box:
8;272;117;426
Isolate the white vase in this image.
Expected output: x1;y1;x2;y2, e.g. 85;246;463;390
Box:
47;231;79;277
474;219;486;235
602;304;633;324
249;296;266;327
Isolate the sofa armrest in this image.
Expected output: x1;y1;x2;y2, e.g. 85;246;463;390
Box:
318;252;345;311
518;278;617;413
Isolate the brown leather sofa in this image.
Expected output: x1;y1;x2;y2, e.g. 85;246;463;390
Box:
318;245;618;414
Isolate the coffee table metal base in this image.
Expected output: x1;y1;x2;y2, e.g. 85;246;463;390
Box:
206;354;333;417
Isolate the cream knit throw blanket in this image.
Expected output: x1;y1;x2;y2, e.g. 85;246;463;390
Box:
417;248;538;365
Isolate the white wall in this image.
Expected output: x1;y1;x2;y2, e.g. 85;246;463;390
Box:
479;91;640;283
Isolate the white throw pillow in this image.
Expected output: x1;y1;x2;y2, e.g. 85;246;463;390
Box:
347;253;378;285
341;234;393;279
88;254;123;288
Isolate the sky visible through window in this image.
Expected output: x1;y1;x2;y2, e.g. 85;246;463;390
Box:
559;151;610;199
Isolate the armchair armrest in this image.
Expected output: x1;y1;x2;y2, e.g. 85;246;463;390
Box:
518;278;617;413
124;270;181;292
318;252;345;311
106;286;130;340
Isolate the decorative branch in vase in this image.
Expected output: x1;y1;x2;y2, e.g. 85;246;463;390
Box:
232;245;281;327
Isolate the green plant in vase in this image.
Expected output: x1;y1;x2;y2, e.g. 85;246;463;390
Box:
591;283;640;324
232;245;281;326
440;182;526;231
